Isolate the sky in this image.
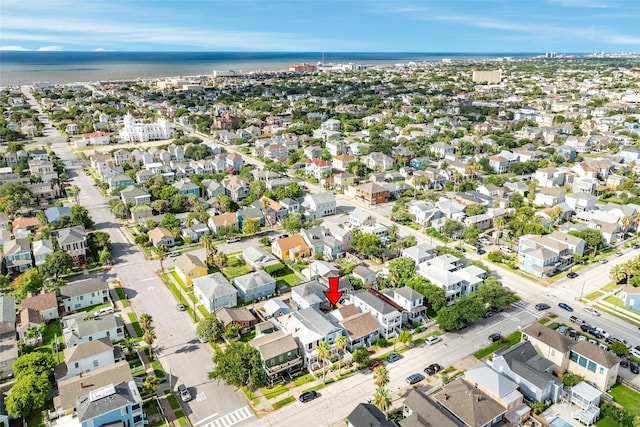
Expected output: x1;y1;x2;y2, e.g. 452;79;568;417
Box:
1;0;640;53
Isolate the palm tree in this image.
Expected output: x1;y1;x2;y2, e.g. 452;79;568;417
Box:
153;245;168;271
633;210;640;242
527;179;538;205
623;261;635;284
143;329;157;359
388;224;399;240
611;264;627;284
621;215;632;236
143;375;160;395
213;252;228;270
372;365;390;389
118;337;138;356
316;341;332;385
68;185;81;205
493;216;507;244
372;387;391;419
335;335;348;374
401;235;417;249
139;313;153;332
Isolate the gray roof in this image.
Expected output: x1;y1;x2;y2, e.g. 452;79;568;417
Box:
242;246;280;267
433;378;506;427
464;364;519;400
523;323;574;353
62;312;122;346
353;265;375;278
291;280;325;307
347;403;396;427
0;296;16;326
51;226;87;245
390;286;424;301
250;330;298;361
64;337;113;363
307;192;335;205
76;381;140;422
284;306;341;342
233;270;275;292
402;243;436;260
58;278;108;299
352;290;400;316
495;341;560;390
401;388;464;427
193;272;237;300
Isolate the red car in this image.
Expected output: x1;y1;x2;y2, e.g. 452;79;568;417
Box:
369;361;384;371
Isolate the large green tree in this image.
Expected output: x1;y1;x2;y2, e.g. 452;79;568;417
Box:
475;278;517;311
282;212;304;234
406;276;446;312
242;217;260;235
196;317;224;342
39;250;74;279
386;257;416;287
6;372;50;418
12;352;56;379
351;231;384;259
208;341;265;388
70;205;95;229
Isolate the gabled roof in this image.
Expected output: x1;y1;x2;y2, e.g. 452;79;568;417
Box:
401;388;464;427
433;378;505;427
215;307;256;325
351;290;400;316
494;341;559;390
21;291;57;313
250;330;298;361
522;323;574;353
56;361;133;410
76;381;139;422
571;340;620;368
464;364;520;400
148;226;173;243
51;226;87;245
32;239;54;256
58;278;108;299
64;336;113;363
193;272;236;300
44;206;70;223
233;270;275;291
347;403;396;427
174;253;206;273
211;212;238;226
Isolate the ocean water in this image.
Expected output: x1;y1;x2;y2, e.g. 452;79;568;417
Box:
0;51;539;86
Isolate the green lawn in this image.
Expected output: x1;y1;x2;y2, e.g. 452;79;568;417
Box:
609;384;640;416
41;321;62;346
222;257;252;279
261;384;288;400
151;360;166;379
293;372;315;387
198;305;211;319
165;393;181;410
601;282;620;292
276;267;302;287
115;286;130;307
272;396;295;409
584;291;603;301
595;417;622;427
474;331;522;359
127;312;144;337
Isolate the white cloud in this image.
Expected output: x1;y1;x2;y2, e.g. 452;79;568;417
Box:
0;45;29;51
37;45;63;51
604;34;640;44
548;0;611;8
94;48;110;52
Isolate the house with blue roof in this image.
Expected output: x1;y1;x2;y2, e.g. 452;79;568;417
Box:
45;206;70;224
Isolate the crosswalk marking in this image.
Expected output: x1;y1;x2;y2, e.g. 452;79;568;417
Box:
207;406;253;427
196;392;206;402
511;301;543;318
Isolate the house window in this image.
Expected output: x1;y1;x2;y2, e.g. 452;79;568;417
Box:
93;360;99;367
587;361;596;373
74;362;79;368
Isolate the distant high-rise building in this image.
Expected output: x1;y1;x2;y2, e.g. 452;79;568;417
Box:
289;63;317;73
472;69;503;83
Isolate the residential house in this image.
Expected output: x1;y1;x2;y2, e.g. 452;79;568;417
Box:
401;388;464;427
12;216;40;233
402;243;436;266
113;149;131;166
208;212;239;234
279;198;300;215
490;341;563;404
75;382;144;427
17;307;44;342
302;192;336;219
384;287;427;322
174;253;207;286
51;226;89;263
262;299;290;318
333;172;358;189
488;155;513;174
432;378;506;427
325;223;353;251
181;219;210;241
362;152;393;171
517;233;584;278
349;209;376;228
201;179;224;198
300;227;345;261
291;280;327;310
236;206;264;228
535;167;566;188
272;235;311;261
257;196;288;225
565;192;597;212
3;238;33;274
119;186;152;206
221;175;249;202
173;179;201;197
62;337;120;378
233;270;276;302
620;285;640;313
333;154;356;171
130;205;153;222
33;239;53;267
61;312;125;347
464;214;492;231
330;305;380;351
568;341;620;392
148;227;176;247
351;182;390;205
44;206;71;224
58;278;110;313
0;296;17;378
305;158;332;179
277;306;344;371
521;323;574;374
21;291;58;322
250;329;304;386
352;265;376;286
107;174;134;191
430;142;455;159
242;246;282;271
193;273;238;313
346;404;396;427
572;177;599;195
215;307;257;333
350;290;403;339
407;200;442;226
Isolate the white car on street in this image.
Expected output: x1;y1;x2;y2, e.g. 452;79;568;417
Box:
425;336;442;345
583;307;601;316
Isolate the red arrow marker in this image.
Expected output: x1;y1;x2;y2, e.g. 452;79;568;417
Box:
324;277;343;305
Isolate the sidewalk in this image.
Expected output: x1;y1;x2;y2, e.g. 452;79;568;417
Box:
111;280;179;427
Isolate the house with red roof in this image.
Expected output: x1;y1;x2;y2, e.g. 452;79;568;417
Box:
305;158;332;179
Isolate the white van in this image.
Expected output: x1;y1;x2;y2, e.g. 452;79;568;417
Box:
94;306;114;317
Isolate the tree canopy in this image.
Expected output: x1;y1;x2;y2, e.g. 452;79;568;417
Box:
196;317;224;342
386;257;416;287
208;341;265;389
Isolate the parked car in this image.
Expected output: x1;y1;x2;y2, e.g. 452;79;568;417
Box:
488;333;502;342
599;259;609;264
299;391;319;403
567;272;578;279
424;363;443;376
616;251;623;257
569;316;581;324
620;357;629;369
558;302;574;312
583;307;601;316
484;311;495;318
425;336;442;345
633;244;640;249
558;326;569;335
176;303;186;311
386;353;402;363
226;237;241;243
369;361;384;371
568;329;577;339
454;246;466;252
178;384;191;402
477;248;486;255
406;373;425;385
479;237;491;245
630;361;639;375
169;252;180;258
535;303;550;310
